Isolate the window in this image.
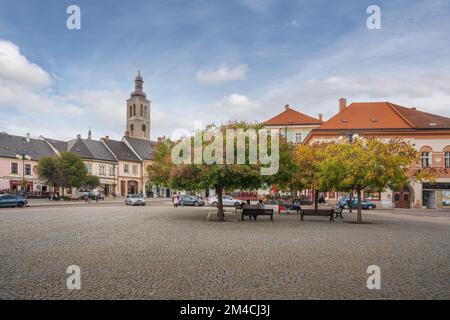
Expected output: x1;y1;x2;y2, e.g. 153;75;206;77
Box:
132;165;138;175
124;164;129;174
142;124;146;132
129;105;132;117
144;106;147;117
109;166;115;176
421;152;431;168
25;164;32;176
140;105;143;116
295;132;303;143
86;163;92;174
99;164;106;175
130;124;134;131
133;104;136;116
11;162;18;174
445;152;450;168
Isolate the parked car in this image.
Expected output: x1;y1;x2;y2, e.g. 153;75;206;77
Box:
208;195;243;208
180;195;205;206
0;194;28;208
337;197;376;210
125;194;146;206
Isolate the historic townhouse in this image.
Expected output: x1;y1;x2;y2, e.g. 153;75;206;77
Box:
122;136;161;197
0;132;56;193
304;99;450;209
101;137;142;196
44;132;117;197
264;104;323;143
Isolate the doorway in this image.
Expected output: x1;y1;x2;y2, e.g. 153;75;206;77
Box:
394;186;411;208
423;190;437;209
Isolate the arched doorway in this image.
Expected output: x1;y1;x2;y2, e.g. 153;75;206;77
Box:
127;181;138;195
394;185;412;208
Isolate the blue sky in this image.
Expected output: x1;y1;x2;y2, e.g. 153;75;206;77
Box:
0;0;449;140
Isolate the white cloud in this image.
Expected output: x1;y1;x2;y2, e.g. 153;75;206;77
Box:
196;64;248;85
0;39;52;88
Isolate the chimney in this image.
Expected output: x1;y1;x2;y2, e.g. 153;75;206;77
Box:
104;135;110;142
26;133;30;143
76;134;81;140
411;107;417;110
284;104;290;111
339;97;347;113
88;127;92;140
318;114;323;122
125;131;130;137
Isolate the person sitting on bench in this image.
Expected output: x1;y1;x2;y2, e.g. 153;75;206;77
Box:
256;199;265;209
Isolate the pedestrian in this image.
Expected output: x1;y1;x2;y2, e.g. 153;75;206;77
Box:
257;199;265;209
96;193;100;204
173;194;179;208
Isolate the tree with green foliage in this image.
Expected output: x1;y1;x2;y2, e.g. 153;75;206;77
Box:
37;152;88;196
318;137;425;223
83;174;100;192
148;121;292;221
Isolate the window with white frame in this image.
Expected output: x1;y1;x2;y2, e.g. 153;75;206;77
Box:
109;166;115;176
445;151;450;168
421;152;431;168
132;165;138;175
295;132;303;143
25;164;32;176
99;164;106;175
86;163;92;174
123;164;129;174
11;162;18;174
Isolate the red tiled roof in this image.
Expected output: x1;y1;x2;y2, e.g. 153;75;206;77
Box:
265;107;323;126
317;102;450;130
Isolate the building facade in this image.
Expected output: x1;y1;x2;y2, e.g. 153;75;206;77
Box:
0;133;56;193
304;100;450;209
264;104;323;143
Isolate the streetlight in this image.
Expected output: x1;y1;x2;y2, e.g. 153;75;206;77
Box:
346;132;360;212
16;153;31;196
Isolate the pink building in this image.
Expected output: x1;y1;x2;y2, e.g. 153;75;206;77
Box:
0;133;57;193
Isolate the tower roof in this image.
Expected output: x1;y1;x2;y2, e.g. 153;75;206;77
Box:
131;69;146;98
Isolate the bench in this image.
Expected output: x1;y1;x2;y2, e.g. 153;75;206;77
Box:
334;207;344;219
299;208;335;222
242;208;274;222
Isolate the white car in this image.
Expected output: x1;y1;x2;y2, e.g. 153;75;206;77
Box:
125;194;146;206
208;195;243;208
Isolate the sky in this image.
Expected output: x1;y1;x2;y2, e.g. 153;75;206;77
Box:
0;0;449;141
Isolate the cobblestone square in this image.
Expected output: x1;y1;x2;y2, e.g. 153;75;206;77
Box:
0;204;449;299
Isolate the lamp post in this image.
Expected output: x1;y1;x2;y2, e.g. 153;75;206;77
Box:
346;133;359;213
16;153;31;196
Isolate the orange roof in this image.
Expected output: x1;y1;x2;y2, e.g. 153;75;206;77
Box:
317;102;450;130
265;107;323;126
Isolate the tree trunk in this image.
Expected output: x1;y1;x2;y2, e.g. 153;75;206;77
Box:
314;190;319;211
349;191;353;213
216;186;225;222
357;188;362;223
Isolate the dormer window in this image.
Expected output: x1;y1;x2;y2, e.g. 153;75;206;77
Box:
341;119;349;123
429;123;437;127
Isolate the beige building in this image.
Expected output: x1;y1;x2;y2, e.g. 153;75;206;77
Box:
304;99;450;209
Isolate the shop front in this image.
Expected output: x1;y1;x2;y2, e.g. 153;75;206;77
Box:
422;182;450;209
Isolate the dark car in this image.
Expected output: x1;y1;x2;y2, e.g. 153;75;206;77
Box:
0;194;28;208
180;195;205;206
337;197;376;210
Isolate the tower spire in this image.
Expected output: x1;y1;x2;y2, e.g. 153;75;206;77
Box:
132;69;145;97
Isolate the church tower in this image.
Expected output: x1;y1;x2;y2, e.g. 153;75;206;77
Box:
126;71;151;140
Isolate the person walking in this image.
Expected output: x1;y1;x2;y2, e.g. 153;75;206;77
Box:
173;194;179;208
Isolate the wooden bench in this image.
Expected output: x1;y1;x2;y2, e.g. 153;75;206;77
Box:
299;208;335;222
242;208;274;222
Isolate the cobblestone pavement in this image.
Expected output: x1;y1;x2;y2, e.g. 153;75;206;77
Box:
0;204;448;300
